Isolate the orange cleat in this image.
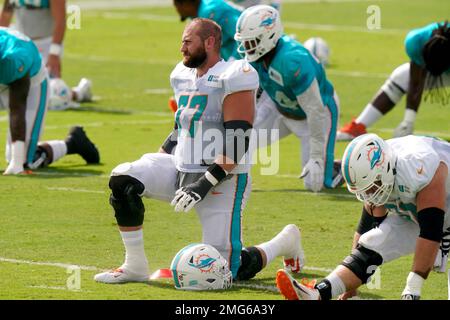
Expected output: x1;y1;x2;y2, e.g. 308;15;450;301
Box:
336;119;367;141
276;269;320;300
168;96;178;113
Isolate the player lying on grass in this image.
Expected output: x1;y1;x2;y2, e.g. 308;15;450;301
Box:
276;134;450;300
337;22;450;141
0;28;99;175
95;18;305;288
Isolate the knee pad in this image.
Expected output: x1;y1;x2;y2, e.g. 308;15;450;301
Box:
381;64;409;103
235;246;263;281
340;244;383;284
109;175;145;227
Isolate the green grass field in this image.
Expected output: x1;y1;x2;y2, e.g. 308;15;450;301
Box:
0;0;449;300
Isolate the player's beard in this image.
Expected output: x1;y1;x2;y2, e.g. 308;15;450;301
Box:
183;45;207;68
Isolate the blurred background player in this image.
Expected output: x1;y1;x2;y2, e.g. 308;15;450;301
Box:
277;133;450;300
94;18;305;285
337;22;450;141
235;5;342;192
0;0;93;110
0;28;99;175
303;37;330;68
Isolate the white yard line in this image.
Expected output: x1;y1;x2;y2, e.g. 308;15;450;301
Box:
73;0;388;10
145;88;172;95
65;52;393;80
46;187;106;194
42;119;172;130
83;11;408;35
0;257;100;271
33;171;109;178
1;256;332;293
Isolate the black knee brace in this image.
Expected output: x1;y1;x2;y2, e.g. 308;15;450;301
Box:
341;244;383;284
235;247;263;281
109;175;145;227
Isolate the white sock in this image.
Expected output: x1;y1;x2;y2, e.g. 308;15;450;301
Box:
402;272;424;297
356;103;383;128
256;229;292;265
325;272;346;299
45;140;67;163
402;108;417;123
120;229;148;275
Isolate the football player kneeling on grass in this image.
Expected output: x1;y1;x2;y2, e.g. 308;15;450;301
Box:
94;18;305;288
0;28;99;175
276;134;450;300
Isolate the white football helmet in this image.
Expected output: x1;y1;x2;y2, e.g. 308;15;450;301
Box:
170;243;232;291
234;5;283;62
341;133;397;206
303;37;330;67
48;78;72;110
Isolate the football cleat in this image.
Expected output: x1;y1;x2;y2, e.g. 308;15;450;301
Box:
276;269;320;300
65;126;100;164
73;78;93;102
336;119;367;141
281;224;306;274
94;268;149;284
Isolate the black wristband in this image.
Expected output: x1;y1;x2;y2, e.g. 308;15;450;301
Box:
418;207;445;242
205;163;228;186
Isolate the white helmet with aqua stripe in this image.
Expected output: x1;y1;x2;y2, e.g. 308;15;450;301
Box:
341;133;397;206
170;243;232;290
234;4;283;62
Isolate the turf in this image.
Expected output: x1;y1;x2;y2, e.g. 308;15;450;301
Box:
0;0;449;300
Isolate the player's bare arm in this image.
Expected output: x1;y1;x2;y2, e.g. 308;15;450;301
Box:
3;74;30;175
48;0;66;78
406;61;427;112
9;75;30;142
0;0;13;27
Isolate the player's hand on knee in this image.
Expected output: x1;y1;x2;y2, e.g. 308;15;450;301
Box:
300;158;324;192
171;176;213;212
3;162;24;175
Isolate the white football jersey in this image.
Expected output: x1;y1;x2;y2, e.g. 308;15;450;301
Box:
384;136;450;223
170;59;259;174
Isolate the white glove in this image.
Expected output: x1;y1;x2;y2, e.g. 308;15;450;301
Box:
3;141;25;175
393;121;414;138
300;158;324;192
171;188;202;213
